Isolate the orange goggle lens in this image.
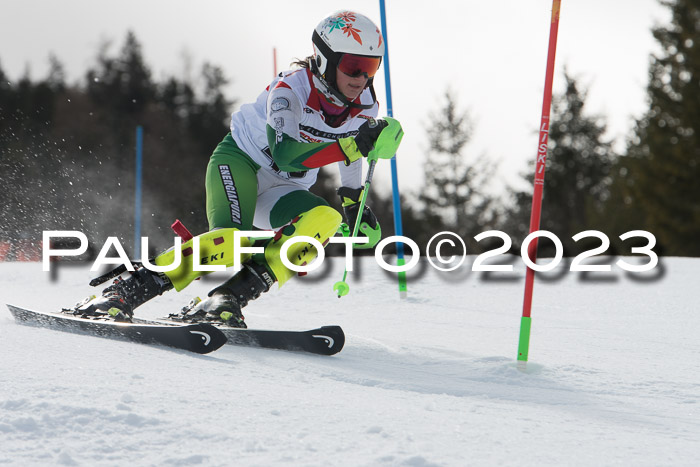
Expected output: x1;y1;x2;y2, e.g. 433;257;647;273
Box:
337;54;381;78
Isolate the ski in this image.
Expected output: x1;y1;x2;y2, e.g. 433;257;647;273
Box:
134;317;345;356
6;304;227;355
217;324;345;356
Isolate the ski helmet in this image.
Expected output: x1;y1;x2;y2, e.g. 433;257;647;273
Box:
310;11;385;109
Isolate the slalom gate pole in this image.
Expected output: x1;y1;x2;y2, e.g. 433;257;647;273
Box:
273;47;278;76
518;0;562;365
378;0;408;298
134;125;143;259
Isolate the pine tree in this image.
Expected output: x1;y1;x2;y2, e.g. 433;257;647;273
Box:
86;30;154;119
625;0;700;256
0;32;239;252
543;73;615;246
419;91;497;247
186;63;234;155
505;72;616;254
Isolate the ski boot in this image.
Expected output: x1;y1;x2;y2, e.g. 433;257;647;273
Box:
70;266;173;321
176;261;274;328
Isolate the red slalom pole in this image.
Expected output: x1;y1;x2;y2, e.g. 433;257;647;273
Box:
273;47;278;76
518;0;562;365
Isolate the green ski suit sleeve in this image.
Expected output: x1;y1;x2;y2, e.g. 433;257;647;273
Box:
265;82;349;171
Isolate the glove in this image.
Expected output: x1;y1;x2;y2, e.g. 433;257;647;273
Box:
337;186;381;249
369;117;404;160
337;118;389;164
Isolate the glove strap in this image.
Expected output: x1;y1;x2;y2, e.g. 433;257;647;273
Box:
337;138;363;165
337;186;364;207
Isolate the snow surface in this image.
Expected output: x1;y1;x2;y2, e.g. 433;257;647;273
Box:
1;256;699;466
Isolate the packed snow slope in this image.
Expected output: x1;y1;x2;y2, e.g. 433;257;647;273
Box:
1;256;698;466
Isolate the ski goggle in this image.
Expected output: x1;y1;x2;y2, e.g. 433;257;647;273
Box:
337;54;381;78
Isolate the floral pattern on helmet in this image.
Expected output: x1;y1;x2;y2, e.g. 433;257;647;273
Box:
324;11;363;45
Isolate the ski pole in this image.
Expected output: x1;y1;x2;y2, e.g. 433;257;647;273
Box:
333;155;378;298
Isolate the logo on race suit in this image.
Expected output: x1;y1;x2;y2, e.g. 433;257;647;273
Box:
298;124;357;140
300;133;323;144
270;97;290;113
218;165;242;224
273;117;285;143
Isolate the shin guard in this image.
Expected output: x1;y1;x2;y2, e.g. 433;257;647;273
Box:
263;206;342;287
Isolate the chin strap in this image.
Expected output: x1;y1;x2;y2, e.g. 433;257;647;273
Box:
332;83;377;110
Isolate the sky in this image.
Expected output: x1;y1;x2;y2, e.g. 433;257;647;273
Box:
0;0;670;198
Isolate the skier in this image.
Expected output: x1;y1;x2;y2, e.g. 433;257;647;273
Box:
72;11;404;327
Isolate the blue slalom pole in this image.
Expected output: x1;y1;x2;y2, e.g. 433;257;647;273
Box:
379;0;408;297
134;125;143;259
